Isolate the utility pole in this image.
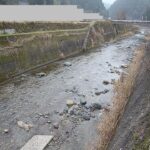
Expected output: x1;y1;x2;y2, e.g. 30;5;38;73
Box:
142;16;143;21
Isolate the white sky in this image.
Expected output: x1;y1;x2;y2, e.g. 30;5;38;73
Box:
102;0;116;5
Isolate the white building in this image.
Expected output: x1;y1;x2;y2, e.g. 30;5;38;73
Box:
0;5;103;21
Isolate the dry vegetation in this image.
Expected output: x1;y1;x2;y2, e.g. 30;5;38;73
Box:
96;45;145;150
0;21;88;33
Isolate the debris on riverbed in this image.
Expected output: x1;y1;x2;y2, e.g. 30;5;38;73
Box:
106;62;112;67
36;72;46;78
82;114;91;121
84;79;89;82
66;100;76;107
95;91;102;96
60;101;102;121
111;79;116;84
47;121;52;124
64;62;72;67
53;123;59;129
103;80;110;85
90;103;102;112
120;64;128;69
80;100;87;105
95;89;109;96
17;121;33;131
4;129;9;134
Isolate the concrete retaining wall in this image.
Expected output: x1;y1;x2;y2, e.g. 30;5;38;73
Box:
0;21;132;83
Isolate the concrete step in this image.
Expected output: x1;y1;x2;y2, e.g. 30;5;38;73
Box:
20;135;53;150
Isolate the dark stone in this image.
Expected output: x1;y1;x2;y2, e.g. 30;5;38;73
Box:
103;89;109;94
95;89;109;96
4;129;9;133
80;100;87;105
95;91;102;96
64;62;72;67
103;80;110;85
69;109;75;115
54;110;59;114
53;123;59;129
120;64;128;69
85;79;89;81
63;107;69;114
59;112;64;116
90;103;102;111
82;114;90;121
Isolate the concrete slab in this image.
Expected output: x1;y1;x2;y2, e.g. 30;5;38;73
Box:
20;135;53;150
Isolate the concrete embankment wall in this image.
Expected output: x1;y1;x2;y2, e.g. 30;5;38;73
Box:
0;21;132;82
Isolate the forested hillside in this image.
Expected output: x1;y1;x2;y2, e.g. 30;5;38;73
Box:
0;0;106;16
109;0;150;20
0;0;18;4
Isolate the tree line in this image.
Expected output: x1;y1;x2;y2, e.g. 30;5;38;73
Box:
109;0;150;20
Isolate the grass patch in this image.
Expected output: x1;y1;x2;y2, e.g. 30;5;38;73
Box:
133;127;150;150
0;21;89;33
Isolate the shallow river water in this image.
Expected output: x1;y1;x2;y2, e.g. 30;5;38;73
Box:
0;28;148;150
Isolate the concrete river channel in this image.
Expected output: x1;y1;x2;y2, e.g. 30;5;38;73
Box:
0;27;147;150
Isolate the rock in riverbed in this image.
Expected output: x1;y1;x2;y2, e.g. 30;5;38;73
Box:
53;123;59;129
90;103;102;111
95;91;102;96
36;72;46;78
66;100;76;107
63;107;69;114
47;121;52;124
4;129;9;134
68;105;79;115
103;80;110;85
64;62;72;67
17;121;33;131
82;114;90;121
95;89;109;95
120;64;128;69
80;100;87;105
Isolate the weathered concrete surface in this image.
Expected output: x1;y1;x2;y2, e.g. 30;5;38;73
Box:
0;21;131;83
0;27;147;150
21;135;53;150
108;33;150;150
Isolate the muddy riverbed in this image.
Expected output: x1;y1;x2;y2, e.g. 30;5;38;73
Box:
0;28;147;150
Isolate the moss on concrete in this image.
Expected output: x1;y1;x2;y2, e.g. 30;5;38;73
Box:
0;21;133;83
0;21;89;33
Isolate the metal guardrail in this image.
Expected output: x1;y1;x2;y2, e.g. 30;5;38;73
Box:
112;20;150;24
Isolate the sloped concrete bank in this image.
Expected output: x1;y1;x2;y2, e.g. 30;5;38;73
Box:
108;37;150;150
0;21;133;83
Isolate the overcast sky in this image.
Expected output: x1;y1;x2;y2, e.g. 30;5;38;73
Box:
102;0;116;5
